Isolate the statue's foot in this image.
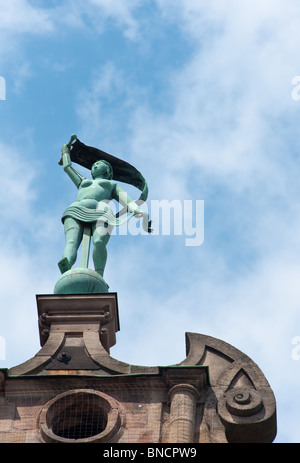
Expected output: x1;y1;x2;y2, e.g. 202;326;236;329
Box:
58;257;71;274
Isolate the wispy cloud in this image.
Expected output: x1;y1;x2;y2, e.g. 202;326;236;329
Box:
0;0;143;92
82;0;143;39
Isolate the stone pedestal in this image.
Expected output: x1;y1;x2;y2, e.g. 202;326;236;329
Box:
9;293;119;376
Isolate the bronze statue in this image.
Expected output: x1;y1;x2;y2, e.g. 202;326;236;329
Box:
57;135;150;287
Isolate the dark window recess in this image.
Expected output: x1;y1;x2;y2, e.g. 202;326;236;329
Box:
51;394;108;439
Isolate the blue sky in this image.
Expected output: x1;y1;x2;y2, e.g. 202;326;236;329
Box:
1;0;300;443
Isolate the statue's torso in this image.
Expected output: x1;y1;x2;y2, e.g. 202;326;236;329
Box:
75;178;115;209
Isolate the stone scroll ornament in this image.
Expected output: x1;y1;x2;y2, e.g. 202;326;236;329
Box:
55;134;152;295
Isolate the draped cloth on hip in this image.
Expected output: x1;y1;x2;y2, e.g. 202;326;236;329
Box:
62;202;149;232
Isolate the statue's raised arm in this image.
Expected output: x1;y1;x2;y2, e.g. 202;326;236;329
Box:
59;135;84;188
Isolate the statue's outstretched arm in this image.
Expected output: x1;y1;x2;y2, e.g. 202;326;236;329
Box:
113;183;152;233
113;184;142;216
60;143;84;188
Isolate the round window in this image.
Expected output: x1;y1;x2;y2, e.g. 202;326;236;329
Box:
38;389;122;443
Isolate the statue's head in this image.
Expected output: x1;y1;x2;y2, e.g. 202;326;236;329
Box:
91;160;113;180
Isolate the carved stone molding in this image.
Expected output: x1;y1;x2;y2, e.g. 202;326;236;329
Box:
6;325;276;442
180;333;277;443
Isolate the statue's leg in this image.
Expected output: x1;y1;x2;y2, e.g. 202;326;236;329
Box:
58;217;83;273
92;221;113;277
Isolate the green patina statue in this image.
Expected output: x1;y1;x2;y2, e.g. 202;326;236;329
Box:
54;134;150;294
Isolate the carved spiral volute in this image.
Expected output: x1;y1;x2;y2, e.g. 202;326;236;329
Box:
224;388;263;417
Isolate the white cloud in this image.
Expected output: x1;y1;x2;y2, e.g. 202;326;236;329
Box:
76;63;123;141
0;0;54;64
0;142;37;225
0;140;64;368
127;1;300;195
0;0;143;94
85;0;142;39
0;0;142;38
0;0;53;34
